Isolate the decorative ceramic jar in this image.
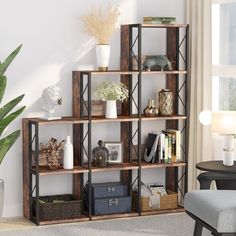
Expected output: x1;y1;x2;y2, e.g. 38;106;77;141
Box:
144;99;158;117
106;100;117;118
0;179;3;217
158;89;173;116
96;44;110;71
92;140;109;167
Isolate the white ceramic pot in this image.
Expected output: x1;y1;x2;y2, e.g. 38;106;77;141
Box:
106;100;117;119
0;179;4;217
96;44;110;71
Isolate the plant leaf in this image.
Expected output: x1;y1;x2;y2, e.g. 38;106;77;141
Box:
0;45;22;77
0;94;25;121
0;106;25;136
0;130;20;164
0;75;7;104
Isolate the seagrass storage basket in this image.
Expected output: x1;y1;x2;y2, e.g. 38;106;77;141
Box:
132;190;177;211
33;194;83;221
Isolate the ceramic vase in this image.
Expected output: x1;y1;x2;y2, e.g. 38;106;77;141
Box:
63;136;74;169
96;44;110;71
144;99;158;117
106;100;117;119
0;179;4;217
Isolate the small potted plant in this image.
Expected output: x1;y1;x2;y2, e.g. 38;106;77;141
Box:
80;4;120;71
95;81;128;118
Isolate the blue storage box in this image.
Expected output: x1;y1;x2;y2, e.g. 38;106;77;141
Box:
84;182;131;215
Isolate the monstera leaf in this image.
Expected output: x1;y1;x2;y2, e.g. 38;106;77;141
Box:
0;45;25;164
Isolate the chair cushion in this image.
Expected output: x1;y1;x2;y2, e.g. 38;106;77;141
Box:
184;190;236;233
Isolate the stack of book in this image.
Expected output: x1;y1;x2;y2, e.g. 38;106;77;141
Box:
143;17;176;25
143;129;181;164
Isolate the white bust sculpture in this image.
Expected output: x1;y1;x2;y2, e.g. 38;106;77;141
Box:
42;85;62;120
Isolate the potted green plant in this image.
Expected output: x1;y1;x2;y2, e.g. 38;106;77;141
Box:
80;4;120;71
0;45;25;217
95;81;128;118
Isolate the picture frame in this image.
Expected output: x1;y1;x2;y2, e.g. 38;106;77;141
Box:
104;142;123;164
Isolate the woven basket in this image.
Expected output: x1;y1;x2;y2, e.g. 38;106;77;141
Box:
132;190;177;211
33;194;83;221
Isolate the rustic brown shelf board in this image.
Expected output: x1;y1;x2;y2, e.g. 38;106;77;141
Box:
91;211;139;221
32;166;89;176
28;117;88;126
81;163;139;172
90;115;139;123
132;161;186;169
141;23;188;28
142;70;187;75
74;70;139;75
87;115;186;123
141;115;187;121
28;115;186;125
141;206;185;216
39;215;89;225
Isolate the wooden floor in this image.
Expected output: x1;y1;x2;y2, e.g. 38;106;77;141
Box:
0;217;34;232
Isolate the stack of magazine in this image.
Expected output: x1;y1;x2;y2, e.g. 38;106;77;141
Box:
143;17;176;25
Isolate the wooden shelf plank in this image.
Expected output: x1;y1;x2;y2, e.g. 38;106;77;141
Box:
81;163;139;172
142;70;187;75
141;115;187;121
74;70;139;75
73;70;187;75
90;115;187;123
132;161;186;169
141;23;188;28
31;166;89;176
39;215;89;225
28;115;187;125
29;117;88;126
31;161;186;176
140;206;185;216
91;211;138;220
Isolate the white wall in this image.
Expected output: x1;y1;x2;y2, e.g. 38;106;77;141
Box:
0;0;186;217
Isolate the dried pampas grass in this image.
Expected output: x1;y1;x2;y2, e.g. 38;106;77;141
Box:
81;4;120;45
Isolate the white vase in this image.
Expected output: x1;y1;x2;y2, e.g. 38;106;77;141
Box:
0;179;4;217
96;44;110;71
106;100;117;119
63;136;74;169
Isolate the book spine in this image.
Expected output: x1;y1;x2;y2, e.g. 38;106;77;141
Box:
175;130;181;161
158;133;165;163
168;134;172;163
164;135;169;164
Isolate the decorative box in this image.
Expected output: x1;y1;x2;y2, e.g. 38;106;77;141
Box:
91;182;128;199
92;195;131;215
33;194;82;221
84;182;131;215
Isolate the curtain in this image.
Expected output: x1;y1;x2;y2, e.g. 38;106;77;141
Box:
186;0;213;190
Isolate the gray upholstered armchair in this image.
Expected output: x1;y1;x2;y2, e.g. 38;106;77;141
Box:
184;190;236;236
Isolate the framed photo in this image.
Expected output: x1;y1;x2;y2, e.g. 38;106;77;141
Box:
104;142;122;164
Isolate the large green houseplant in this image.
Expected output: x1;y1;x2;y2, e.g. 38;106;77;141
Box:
0;45;25;216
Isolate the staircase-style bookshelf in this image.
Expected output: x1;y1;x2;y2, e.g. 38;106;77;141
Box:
23;23;189;225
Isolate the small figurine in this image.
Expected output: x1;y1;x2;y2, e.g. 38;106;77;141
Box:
40;138;64;169
41;85;62;120
92;140;109;167
143;55;172;71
